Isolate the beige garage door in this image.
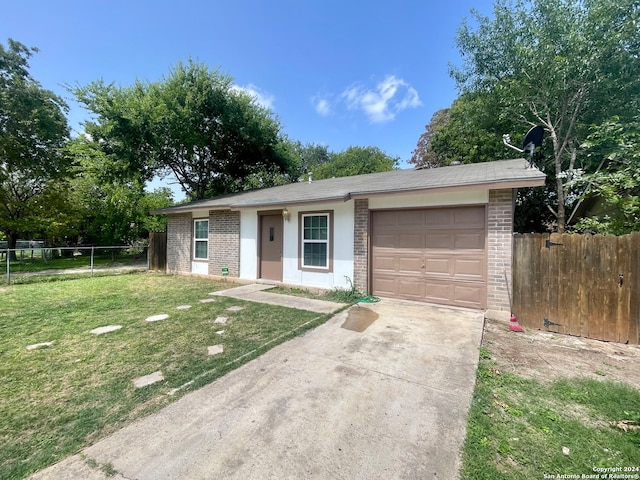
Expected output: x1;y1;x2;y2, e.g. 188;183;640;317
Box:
371;206;487;309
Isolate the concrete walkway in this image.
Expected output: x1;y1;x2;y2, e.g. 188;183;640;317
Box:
210;283;346;314
30;297;484;480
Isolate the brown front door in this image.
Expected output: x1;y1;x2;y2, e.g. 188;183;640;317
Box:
260;214;283;281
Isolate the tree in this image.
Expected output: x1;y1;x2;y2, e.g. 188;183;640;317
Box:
452;0;640;231
75;61;299;201
410;92;514;168
66;136;173;245
0;39;70;252
570;117;640;234
292;142;332;174
311;146;398;180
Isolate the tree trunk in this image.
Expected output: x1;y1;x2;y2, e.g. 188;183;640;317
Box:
555;169;566;233
549;126;566;233
7;232;18;261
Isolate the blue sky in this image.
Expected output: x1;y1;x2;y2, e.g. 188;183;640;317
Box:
5;0;494;199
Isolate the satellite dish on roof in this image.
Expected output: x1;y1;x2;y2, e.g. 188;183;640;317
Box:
502;125;545;169
522;125;544;155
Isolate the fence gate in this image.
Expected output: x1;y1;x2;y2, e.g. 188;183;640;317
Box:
148;232;167;271
513;232;640;344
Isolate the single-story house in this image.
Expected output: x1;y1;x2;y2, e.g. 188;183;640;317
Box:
153;158;546;318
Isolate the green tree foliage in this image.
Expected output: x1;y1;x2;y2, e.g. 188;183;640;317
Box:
66;136;173;245
74;61;299;201
0;39;70;249
312;146;399;180
571;117;640;234
292;142;332;174
410;92;514;168
451;0;640;232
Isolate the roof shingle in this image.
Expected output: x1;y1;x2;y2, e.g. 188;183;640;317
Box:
154;158;545;213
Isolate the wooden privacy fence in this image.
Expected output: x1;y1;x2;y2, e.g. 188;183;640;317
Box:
513;232;640;344
148;232;167;271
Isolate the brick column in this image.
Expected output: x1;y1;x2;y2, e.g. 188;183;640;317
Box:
353;199;369;294
486;189;515;315
166;213;192;273
209;210;240;277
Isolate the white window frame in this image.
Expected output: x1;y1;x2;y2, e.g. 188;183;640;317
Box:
193;219;209;260
300;212;331;270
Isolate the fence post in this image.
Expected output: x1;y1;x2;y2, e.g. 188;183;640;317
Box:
90;247;95;277
6;249;10;285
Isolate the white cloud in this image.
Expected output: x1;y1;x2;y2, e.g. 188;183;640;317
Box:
341;75;422;123
231;83;275;110
312;96;332;116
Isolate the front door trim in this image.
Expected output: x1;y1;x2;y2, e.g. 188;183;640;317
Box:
258;210;284;281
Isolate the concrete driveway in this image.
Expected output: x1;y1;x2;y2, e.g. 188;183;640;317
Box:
30;299;484;480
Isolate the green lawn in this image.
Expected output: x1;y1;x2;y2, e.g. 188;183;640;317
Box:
0;273;329;479
461;347;640;479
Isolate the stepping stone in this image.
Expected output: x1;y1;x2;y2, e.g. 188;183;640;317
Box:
207;345;224;356
199;298;215;304
226;306;245;312
176;305;191;310
133;371;164;388
216;330;225;335
26;341;53;351
145;314;169;322
90;325;122;335
214;316;228;324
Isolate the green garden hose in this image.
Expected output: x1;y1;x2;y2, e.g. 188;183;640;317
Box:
355;295;381;304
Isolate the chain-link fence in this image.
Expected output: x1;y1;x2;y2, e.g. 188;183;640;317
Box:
1;244;149;285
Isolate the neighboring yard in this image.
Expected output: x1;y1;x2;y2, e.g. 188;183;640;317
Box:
0;274;326;480
462;319;640;479
2;247;147;285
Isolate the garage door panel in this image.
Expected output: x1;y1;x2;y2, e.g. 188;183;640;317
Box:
424;258;450;276
453;258;485;279
398;256;423;274
397;210;425;226
454;207;485;227
425;233;452;249
373;233;398;248
398;233;423;248
424;282;453;304
454;232;485;249
424;209;452;227
453;284;485;308
373;277;397;297
374;211;399;227
372;254;396;272
397;278;426;299
372;206;487;309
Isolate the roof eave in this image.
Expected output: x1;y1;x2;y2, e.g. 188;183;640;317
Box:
228;194;351;210
349;178;546;200
152;172;546;215
151;204;233;215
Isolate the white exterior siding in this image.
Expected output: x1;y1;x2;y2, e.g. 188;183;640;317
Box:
283;201;354;289
368;190;488;210
239;210;258;280
238;201;354;289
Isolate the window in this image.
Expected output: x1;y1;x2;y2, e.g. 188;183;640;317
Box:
194;219;209;260
300;212;332;270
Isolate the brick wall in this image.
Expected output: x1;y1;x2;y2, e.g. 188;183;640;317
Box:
353;199;369;294
209;210;240;277
166;213;191;273
487;189;515;312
